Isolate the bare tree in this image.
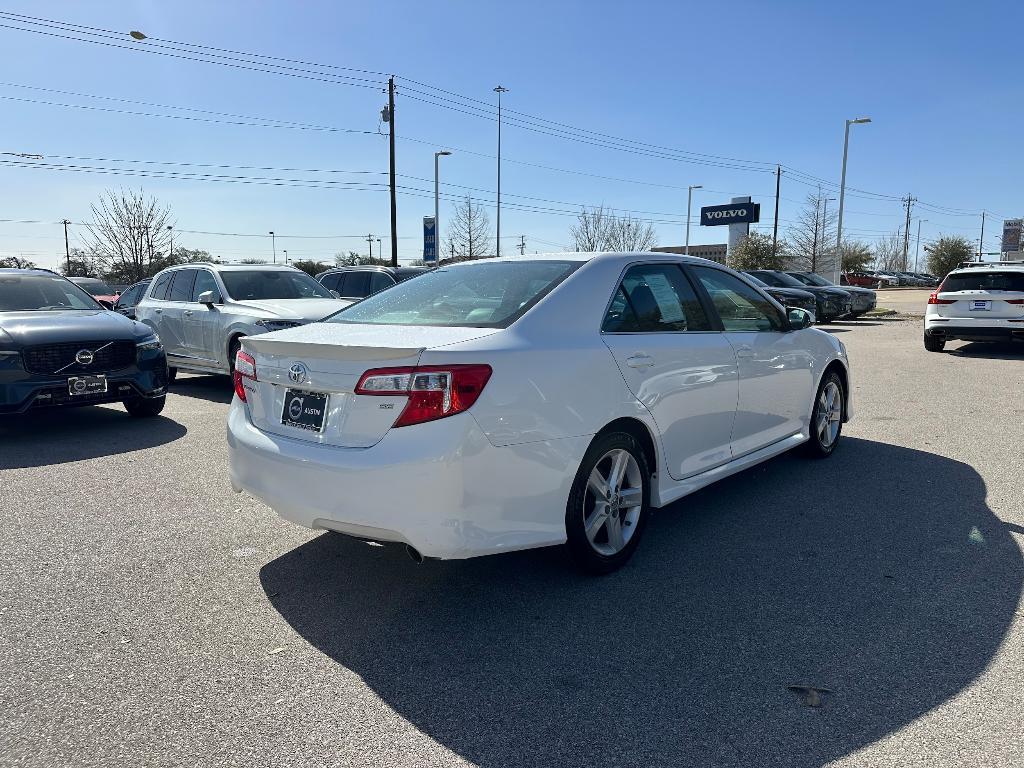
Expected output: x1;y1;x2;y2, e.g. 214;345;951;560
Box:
84;188;172;283
446;196;492;260
874;232;906;271
571;205;658;252
787;190;837;273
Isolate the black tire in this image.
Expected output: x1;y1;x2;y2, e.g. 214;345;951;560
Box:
124;395;166;418
167;367;177;383
803;370;844;458
923;333;945;352
228;337;244;376
565;431;651;575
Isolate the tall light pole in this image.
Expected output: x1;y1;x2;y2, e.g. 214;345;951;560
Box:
269;231;275;263
283;249;288;264
914;219;928;271
434;150;452;265
167;225;173;261
835;117;871;284
493;86;508;257
821;197;836;275
686;185;702;255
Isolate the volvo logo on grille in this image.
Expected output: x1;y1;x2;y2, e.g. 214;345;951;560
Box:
75;349;95;366
288;362;308;384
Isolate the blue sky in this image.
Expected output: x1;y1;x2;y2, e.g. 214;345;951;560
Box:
1;0;1020;269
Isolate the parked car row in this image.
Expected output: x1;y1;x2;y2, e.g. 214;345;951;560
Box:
745;270;876;323
871;270;939;287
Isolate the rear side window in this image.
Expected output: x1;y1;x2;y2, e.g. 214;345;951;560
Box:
369;272;395;295
342;271;371;298
149;272;173;301
168;270;196;302
942;271;1024;292
320;273;340;292
603;264;710;333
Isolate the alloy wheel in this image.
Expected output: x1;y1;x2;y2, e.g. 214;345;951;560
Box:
583;448;643;556
816;381;842;448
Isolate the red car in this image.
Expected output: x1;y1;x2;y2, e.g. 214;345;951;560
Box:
68;277;119;309
841;272;881;288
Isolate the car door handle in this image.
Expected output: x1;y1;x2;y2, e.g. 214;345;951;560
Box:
625;354;655;368
183;310;193;316
154;308;162;314
735;346;754;359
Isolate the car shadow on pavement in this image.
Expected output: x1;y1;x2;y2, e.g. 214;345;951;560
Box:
168;374;234;404
947;341;1024;360
0;407;186;469
259;438;1022;768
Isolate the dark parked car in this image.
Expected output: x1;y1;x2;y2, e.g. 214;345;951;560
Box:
111;279;151;320
315;265;429;301
0;269;168;417
744;273;817;318
746;270;853;323
67;276;119;308
786;271;876;318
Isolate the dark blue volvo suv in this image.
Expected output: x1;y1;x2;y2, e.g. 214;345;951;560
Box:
0;269;168;417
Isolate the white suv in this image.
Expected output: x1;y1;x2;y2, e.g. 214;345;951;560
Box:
135;263;349;378
924;263;1024;351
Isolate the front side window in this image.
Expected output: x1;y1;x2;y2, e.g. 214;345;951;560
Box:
219;270;334;300
603;264;710;332
341;271;371;298
191;270;218;301
325;260;579;328
116;284;142;307
369;272;395;295
692;267;784;332
788;272;832;287
0;274;101;311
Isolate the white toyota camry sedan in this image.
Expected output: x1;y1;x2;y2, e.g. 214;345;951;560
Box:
227;252;852;573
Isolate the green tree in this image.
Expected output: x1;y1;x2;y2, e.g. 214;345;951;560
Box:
334;251;390;267
61;248;102;277
239;258;268;265
839;240;873;273
290;259;331;277
925;236;974;278
728;231;787;271
0;256;37;269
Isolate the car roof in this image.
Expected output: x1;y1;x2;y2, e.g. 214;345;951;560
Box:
950;263;1024;274
161;263;303;271
0;268;62;276
443;251;729;268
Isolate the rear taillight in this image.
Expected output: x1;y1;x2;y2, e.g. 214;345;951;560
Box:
233;350;257;402
927;291;954;305
355;364;492;427
1006;299;1024;305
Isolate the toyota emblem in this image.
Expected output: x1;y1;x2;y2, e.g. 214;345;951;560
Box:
75;349;95;366
288;362;308;384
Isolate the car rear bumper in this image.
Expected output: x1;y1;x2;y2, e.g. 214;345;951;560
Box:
925;315;1024;342
0;349;168;415
226;400;591;560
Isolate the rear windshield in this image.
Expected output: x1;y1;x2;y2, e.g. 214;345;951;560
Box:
220;270;334;300
0;274;102;311
325;260;580;328
71;278;114;296
942;271;1024;292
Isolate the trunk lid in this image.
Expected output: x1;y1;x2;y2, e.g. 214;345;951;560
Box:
934;289;1024;319
240;323;500;447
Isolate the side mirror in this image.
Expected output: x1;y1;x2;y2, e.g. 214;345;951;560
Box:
787;307;813;330
330;289;341;299
197;290;220;305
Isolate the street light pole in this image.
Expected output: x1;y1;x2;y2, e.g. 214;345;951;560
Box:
283;249;288;264
167;225;173;261
269;231;275;263
914;219;928;271
835;117;871;284
686;185;702;255
434;150;452;265
494;86;508;257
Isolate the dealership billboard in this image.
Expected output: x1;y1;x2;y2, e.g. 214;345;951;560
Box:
1002;219;1022;258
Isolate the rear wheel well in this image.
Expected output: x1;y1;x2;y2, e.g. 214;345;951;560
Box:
227;333;246;369
822;360;849;420
595;418;658;479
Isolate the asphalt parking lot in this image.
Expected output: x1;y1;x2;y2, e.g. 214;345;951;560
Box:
1;319;1022;768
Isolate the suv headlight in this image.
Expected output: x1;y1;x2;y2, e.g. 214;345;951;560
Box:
255;319;301;332
136;335;162;352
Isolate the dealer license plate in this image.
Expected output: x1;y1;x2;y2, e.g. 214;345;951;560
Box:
68;375;107;396
281;389;328;432
969;300;991;311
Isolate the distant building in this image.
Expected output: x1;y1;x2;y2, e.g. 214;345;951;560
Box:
652;244;728;264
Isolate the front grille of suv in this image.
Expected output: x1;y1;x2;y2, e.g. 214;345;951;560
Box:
22;341;136;375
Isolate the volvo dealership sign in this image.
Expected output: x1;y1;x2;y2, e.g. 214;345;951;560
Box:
700;202;761;226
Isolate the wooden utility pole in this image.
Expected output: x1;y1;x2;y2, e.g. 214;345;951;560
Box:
772;165;781;258
978;211;986;261
901;194;916;270
61;219;71;273
387;76;398;267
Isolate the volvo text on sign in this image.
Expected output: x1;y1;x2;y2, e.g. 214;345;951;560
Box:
700;202;761;226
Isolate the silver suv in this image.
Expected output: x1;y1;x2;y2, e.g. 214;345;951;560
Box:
135;263;349;379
